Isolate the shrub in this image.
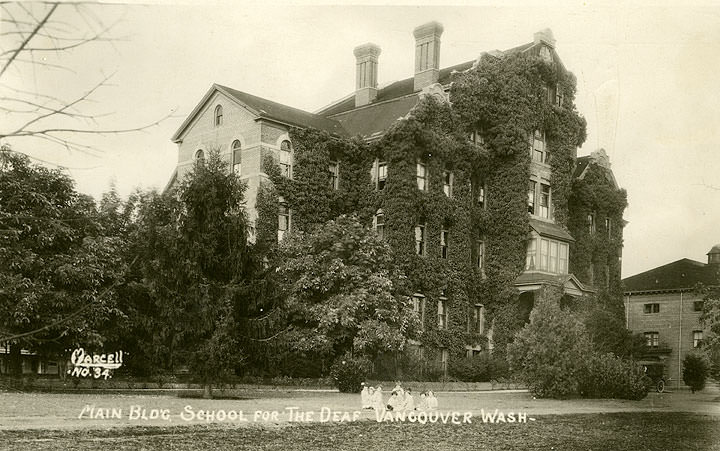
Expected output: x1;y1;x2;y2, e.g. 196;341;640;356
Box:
329;354;371;393
578;353;649;400
683;353;709;393
508;288;592;398
449;354;492;382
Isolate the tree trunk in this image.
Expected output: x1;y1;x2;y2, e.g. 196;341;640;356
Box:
9;343;22;377
203;383;213;399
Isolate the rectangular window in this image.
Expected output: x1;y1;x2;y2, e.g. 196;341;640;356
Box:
470;304;484;334
558;242;568;274
476;240;485;270
529;237;569;274
416;162;428;191
440;348;448;374
588;213;596;234
694;301;704;312
605;217;611;237
693;330;703;348
531;130;548;163
412;294;425;329
525;238;537;270
549;240;558;273
555;84;564;107
329;161;339;190
441;229;449;259
644;332;659;348
527;180;536;214
477;182;486;208
233;149;242;176
438;298;448;330
415;224;426;256
643;303;660;314
279;148;292;179
278;203;290;241
373;160;387;190
469;131;485;145
443;170;453;197
374;211;385;240
539;184;550;218
540;238;549;271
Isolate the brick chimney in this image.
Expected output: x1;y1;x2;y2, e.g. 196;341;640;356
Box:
413;21;443;92
354;43;381;107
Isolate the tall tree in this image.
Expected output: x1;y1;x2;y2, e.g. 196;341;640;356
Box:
274;215;416;367
130;150;252;397
0;146;125;375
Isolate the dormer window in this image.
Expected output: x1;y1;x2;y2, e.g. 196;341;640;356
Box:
214;105;223;126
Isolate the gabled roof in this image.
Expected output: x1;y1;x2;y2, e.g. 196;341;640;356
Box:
318;60;474;117
529;218;575;242
623;258;720;293
171;84;347;142
329;94;420;139
573;150;618;188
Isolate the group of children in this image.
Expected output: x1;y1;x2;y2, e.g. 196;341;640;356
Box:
360;382;438;413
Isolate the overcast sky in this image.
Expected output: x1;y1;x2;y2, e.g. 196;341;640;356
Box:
3;0;720;279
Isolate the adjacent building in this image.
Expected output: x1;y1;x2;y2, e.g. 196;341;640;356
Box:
623;245;720;388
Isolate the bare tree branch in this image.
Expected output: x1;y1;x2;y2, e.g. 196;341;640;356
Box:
0;2;172;157
0;3;57;78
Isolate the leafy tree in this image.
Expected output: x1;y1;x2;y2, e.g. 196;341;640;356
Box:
582;304;646;358
274;215;416;367
683;353;709;393
0;146;126;375
698;284;720;380
508;286;593;398
128;150;252;397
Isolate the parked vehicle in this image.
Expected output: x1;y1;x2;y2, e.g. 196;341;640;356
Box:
643;362;669;393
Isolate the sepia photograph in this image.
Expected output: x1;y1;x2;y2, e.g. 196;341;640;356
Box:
1;0;719;449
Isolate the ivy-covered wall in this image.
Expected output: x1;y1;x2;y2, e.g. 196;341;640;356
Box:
568;162;628;316
258;49;602;370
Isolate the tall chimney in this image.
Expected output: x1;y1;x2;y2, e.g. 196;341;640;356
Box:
413;21;444;92
354;43;381;107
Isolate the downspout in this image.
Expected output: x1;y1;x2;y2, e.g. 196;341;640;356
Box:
678;290;683;389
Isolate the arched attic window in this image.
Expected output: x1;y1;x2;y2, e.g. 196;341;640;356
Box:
214;105;223;126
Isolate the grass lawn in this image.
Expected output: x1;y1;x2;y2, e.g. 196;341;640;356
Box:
1;412;719;450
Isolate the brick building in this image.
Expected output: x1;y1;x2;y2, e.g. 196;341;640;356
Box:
623;245;720;388
167;22;625;374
